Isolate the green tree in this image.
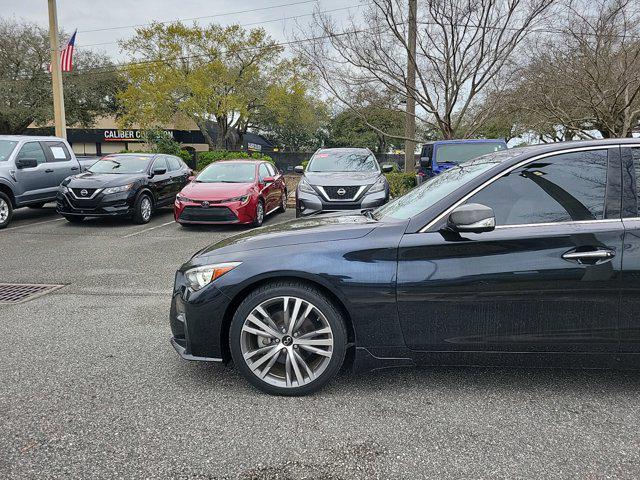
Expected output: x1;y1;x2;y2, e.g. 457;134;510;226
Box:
118;22;282;150
0;19;122;135
255;61;329;151
326;96;406;154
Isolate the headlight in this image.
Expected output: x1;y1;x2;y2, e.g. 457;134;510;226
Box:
184;262;242;291
298;177;315;194
224;195;249;204
176;193;194;203
368;176;387;193
103;183;134;195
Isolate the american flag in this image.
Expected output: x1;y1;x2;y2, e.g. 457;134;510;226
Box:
49;30;76;73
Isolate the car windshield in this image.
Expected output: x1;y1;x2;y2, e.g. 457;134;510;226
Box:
89;155;151;174
307;150;378;172
373;150;517;220
196;163;256;183
0;140;18;161
435;142;506;165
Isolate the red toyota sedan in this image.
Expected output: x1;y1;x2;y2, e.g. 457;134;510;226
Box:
174;160;287;227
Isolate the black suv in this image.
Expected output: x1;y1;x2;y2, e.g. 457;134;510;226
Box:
57;153;191;224
294;148;392;217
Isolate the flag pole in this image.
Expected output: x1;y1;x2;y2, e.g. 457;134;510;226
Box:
48;0;67;139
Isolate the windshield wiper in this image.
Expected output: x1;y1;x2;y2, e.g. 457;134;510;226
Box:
361;208;376;220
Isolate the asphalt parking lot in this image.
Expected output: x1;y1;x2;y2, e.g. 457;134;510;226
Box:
2;205;640;479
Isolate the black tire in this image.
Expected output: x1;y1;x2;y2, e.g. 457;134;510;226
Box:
0;192;13;230
132;193;153;224
251;200;264;227
229;281;347;396
28;203;46;209
63;215;84;223
278;191;287;213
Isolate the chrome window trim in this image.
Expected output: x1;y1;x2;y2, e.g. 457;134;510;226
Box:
419;145;614;233
493;218;622;230
316;185;367;202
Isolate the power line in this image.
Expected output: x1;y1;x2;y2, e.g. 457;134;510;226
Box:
76;0;320;34
75;3;369;49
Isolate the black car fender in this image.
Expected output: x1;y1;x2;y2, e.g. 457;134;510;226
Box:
135;185;155;205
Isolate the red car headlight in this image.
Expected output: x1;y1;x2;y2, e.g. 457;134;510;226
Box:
176;193;194;203
225;195;250;205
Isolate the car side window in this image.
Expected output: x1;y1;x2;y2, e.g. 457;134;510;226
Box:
16;142;47;165
468;149;609;226
44;141;71;162
266;163;277;176
632;149;640;212
259;164;270;182
152;157;168;173
166;156;181;171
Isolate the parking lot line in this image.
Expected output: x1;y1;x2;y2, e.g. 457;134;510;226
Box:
2;217;65;232
123;220;176;238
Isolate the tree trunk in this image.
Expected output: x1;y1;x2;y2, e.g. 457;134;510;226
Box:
194;118;215;150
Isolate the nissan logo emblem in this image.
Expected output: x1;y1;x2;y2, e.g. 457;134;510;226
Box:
80;189;88;197
337;188;347;196
201;201;210;208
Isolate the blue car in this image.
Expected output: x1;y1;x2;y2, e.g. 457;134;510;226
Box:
416;139;507;183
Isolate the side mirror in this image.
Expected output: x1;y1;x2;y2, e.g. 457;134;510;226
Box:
447;203;495;233
16;158;38;169
262;176;275;184
381;164;394;173
294;165;304;174
153;167;167;175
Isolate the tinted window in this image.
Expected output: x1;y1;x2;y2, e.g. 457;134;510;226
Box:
469;150;608;225
16;142;46;165
44;141;71;162
0;140;18;161
308;150;378;172
89;155;152;174
632;148;640;207
167;156;182;171
152;157;168;172
435;142;506;165
374;151;516;220
266;163;277;176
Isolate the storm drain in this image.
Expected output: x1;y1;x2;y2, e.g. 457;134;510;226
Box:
0;283;64;305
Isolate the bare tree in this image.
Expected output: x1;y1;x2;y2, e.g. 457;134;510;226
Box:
295;0;555;141
508;0;640;139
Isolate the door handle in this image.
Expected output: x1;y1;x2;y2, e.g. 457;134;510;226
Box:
45;169;54;173
70;167;79;171
562;248;615;265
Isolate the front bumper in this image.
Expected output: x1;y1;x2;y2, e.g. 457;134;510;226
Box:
56;190;135;217
296;188;388;217
169;270;232;361
174;198;256;224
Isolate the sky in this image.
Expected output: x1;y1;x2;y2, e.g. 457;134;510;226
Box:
2;0;360;60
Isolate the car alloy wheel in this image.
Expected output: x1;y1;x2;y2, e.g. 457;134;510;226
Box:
239;296;334;388
0;198;9;224
253;201;264;226
280;193;287;212
141;197;152;221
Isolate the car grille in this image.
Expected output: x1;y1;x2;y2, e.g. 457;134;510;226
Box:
70;188;99;198
322;185;361;200
179;206;238;222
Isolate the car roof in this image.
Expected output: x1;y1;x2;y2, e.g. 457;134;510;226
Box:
505;138;640;160
0;135;66;142
215;159;265;164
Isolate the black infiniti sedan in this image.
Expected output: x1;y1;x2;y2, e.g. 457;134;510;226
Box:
57;153;191;224
170;139;640;396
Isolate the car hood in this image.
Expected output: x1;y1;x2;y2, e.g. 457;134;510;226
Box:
180;181;254;200
63;171;144;188
304;171;381;186
197;213;377;258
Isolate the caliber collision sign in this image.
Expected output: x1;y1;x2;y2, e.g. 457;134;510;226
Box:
103;130;143;142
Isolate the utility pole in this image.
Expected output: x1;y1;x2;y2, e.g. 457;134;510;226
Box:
48;0;67;139
404;0;417;173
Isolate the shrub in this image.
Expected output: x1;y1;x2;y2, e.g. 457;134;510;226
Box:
385;172;416;198
197;150;274;171
301;160;309;171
